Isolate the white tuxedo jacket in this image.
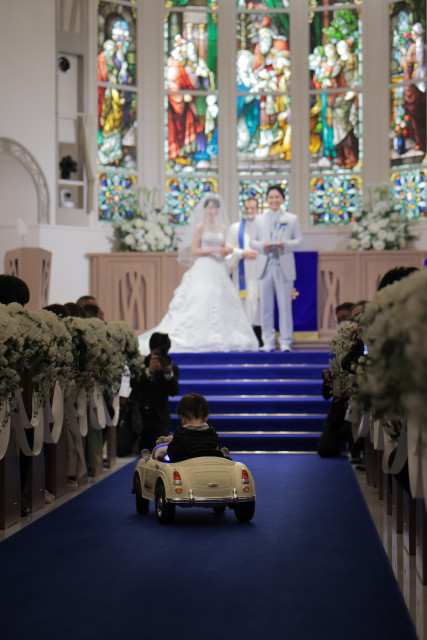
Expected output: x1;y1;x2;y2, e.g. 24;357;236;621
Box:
250;210;303;281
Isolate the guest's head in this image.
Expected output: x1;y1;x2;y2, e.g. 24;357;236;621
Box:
63;302;87;318
0;275;30;305
377;266;419;290
83;303;104;319
43;303;68;318
335;302;354;324
76;295;104;320
77;295;99;308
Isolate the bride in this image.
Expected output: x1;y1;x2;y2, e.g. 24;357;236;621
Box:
138;195;259;353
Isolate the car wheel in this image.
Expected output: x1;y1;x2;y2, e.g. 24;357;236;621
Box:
155;483;175;525
213;506;226;514
234;501;255;523
134;475;149;515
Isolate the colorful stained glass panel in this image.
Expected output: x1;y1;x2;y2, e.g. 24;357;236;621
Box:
309;95;362;170
237;1;290;8
164;9;217;90
389;2;427;166
237;93;291;174
165;94;218;171
236;12;290;94
98;2;136;87
391;168;426;219
98;90;137;169
98;172;138;220
309;174;362;225
165;176;218;224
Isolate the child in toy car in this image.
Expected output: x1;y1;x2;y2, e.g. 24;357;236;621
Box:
167;393;219;462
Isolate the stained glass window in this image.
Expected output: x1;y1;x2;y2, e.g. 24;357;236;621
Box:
165;176;218;224
391;168;426;219
98;172;138;220
389;2;426;168
309;174;362;225
389;1;426;222
237;1;290;8
164;1;218;225
236;6;290;175
308;2;362;226
98;1;138;219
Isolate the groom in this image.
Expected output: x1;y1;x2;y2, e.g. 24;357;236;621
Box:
250;185;302;351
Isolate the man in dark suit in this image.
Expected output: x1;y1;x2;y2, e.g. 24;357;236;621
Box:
129;332;180;453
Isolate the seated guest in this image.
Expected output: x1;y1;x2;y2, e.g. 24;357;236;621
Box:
167;393;219;463
0;274;30;305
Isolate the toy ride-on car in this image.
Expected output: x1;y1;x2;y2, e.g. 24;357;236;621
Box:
131;443;256;525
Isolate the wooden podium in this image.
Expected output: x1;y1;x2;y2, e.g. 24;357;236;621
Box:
4;247;52;311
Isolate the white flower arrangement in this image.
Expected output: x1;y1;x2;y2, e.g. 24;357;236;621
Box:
356;268;427;424
64;316;107;394
329;320;360;398
0;308;144;425
112;187;179;253
348;184;417;251
106;321;145;381
0;304;74;421
0;304;26;423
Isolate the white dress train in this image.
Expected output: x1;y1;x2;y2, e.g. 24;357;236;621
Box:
138;230;259;353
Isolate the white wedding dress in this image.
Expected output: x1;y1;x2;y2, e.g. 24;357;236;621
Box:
138;230;259;353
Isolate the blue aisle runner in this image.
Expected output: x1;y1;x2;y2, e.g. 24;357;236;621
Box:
0;455;416;640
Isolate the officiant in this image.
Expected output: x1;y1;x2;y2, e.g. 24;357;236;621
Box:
250;185;303;352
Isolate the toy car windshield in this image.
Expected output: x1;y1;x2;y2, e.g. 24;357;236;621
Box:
152;443;170;462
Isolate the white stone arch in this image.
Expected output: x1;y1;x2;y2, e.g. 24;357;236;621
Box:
0;138;49;224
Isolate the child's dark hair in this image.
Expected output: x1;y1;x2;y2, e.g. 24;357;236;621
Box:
176;393;209;420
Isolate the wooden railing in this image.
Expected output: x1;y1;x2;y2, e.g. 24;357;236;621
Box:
88;250;427;347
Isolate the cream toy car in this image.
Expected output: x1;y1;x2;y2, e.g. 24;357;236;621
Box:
131;443;256;525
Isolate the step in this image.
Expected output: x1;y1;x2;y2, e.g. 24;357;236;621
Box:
177;364;327;381
178;379;323;396
171;351;330;366
217;432;321;452
169;395;330;415
170;413;326;432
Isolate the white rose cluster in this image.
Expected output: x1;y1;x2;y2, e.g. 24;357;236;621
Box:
112;187;179;253
356;268;427;424
0;305;145;429
348;198;416;251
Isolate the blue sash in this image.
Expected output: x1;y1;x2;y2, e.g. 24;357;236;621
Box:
238;219;246;298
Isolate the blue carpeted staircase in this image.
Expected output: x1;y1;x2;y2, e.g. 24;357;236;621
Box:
169;350;331;452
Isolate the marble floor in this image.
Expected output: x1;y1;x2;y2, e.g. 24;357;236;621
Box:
1;456;425;638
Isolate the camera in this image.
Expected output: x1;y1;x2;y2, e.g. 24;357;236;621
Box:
341;338;365;374
160;354;172;368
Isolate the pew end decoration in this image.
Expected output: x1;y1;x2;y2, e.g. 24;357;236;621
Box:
0;305;144;460
355;268;427;498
